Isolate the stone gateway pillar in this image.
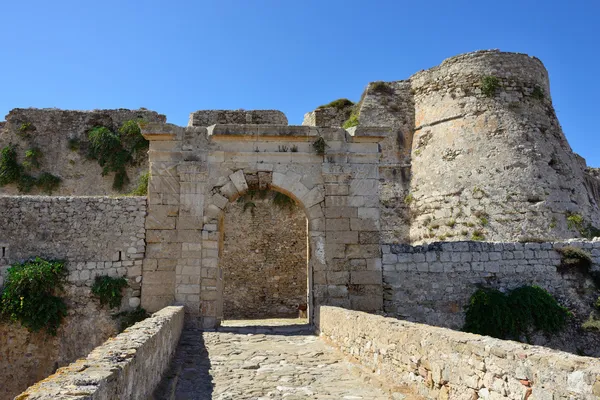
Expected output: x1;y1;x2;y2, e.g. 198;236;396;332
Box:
140;110;388;328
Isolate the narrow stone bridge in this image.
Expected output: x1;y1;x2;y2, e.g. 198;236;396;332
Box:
150;320;422;400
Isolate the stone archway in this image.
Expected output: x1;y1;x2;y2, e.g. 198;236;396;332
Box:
140;119;387;330
202;169;324;327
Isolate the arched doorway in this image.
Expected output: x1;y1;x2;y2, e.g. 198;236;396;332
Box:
220;189;308;321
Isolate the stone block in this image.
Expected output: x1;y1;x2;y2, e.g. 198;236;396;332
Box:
325;206;358;219
326;231;358;244
326;218;350;231
351;271;382;285
229;170;248;193
346;244;380;258
146;243;181;259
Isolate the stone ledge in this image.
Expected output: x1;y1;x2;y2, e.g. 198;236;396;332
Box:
16;306;185;400
319;306;600;399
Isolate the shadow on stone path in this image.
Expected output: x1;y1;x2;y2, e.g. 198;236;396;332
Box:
151;322;423;400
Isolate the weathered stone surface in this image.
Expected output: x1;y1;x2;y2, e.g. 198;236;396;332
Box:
320;306;600;400
0;108;165;195
16;306;184;400
152;322;422;399
222;196;307;318
189;109;288;126
382;239;600;356
0;286;121;400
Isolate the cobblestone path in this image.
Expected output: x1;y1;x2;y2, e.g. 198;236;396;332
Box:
151;322;422;400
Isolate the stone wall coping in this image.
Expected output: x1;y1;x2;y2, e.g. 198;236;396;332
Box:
319;306;600;399
15;306;185;400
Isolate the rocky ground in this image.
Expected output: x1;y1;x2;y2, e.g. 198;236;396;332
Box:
151;320;423;400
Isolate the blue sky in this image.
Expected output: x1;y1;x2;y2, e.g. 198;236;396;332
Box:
1;1;599;165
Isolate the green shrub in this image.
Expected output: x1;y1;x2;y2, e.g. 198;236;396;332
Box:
36;172;61;194
23;148;42;169
582;313;600;331
509;286;570;336
531;86;544;100
464;288;516;339
557;246;592;274
0;145;22;186
370;81;394;95
317;98;354;110
128;172;149;196
17;122;36;136
119;119;149;158
312;136;328;155
480;76;500;97
566;213;600;239
91;276;128;309
464;286;570;340
471;230;485;241
0;258;67;335
88;126;131;190
342;113;359;129
112;307;149;332
17;173;37;193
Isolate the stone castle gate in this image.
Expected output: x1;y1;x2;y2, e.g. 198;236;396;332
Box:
140;114;389;328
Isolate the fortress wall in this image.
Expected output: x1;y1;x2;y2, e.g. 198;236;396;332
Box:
0;196;147;399
320;306;600;400
382;239;600;355
408;50;600;243
357;81;415;165
16;306;184;400
0;108;166;195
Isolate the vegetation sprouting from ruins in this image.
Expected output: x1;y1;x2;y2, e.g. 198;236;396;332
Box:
112;307;149;332
91;275;128;309
480;76;500;97
557;246;593;274
312;136;328;155
0;258;68;335
531;86;545;100
317;98;354;110
87;119;148;190
0;144;61;194
238;189;296;213
464;286;570;340
0;145;22;186
566;212;600;239
128;172;149;196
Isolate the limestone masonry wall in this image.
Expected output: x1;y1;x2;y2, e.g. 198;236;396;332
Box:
408;51;600;243
0;196;147;399
383;239;600;354
222;197;307;319
16;306;184;400
320;306;600;400
0;108;165;195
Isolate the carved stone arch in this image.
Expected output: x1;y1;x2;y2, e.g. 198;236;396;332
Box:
201;168;325;327
141;121;387;330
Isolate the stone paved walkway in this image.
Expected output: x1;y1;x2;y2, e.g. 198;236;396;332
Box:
151;322;423;400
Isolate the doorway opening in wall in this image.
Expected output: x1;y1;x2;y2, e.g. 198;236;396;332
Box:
219;189;310;333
